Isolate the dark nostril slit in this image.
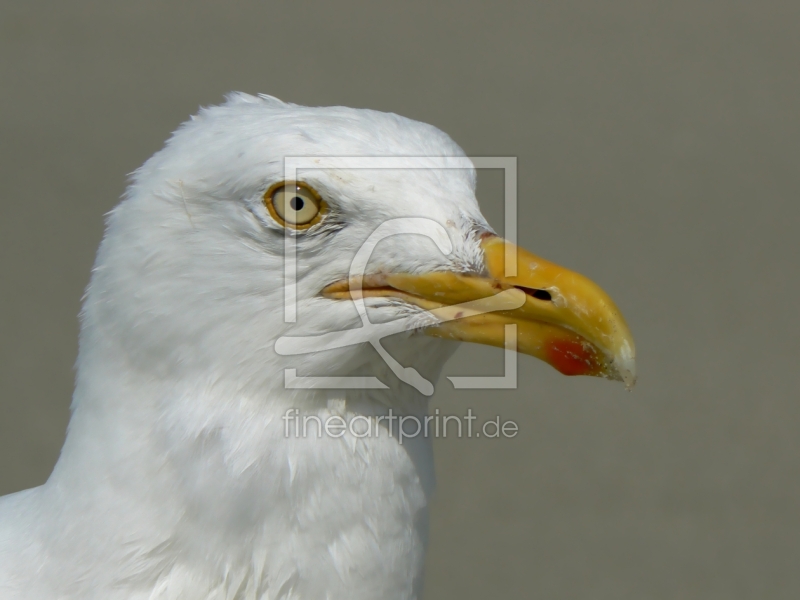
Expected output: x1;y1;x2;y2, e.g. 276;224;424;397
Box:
516;286;553;301
531;289;552;301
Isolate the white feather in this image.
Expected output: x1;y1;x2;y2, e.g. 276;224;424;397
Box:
0;93;492;600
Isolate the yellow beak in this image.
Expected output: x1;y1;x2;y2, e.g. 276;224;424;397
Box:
322;235;636;388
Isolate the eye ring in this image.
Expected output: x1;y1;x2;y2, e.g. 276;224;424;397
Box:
264;181;327;230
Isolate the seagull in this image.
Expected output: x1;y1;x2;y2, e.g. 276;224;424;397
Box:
0;93;635;600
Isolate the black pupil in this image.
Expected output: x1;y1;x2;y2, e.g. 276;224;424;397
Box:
289;196;305;211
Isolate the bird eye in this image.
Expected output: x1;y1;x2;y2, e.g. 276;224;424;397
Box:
265;181;325;229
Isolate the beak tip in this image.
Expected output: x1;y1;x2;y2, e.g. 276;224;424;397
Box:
612;340;637;390
619;366;637;390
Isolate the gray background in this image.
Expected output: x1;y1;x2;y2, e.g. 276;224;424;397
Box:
1;1;798;598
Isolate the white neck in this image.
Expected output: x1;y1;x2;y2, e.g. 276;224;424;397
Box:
8;186;460;599
31;340;440;600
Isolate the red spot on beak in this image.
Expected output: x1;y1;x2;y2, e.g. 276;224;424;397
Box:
545;338;598;376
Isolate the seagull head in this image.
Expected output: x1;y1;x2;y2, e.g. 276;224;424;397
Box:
79;92;635;407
